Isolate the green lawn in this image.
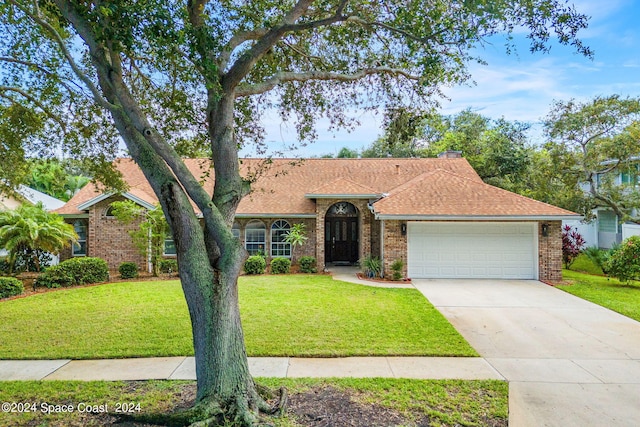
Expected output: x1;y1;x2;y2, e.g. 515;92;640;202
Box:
559;270;640;322
567;253;604;275
0;275;476;359
0;378;508;427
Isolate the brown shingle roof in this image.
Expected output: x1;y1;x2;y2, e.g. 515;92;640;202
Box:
371;169;578;218
55;157;578;219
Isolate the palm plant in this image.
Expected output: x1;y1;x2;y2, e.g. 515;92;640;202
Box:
0;203;77;272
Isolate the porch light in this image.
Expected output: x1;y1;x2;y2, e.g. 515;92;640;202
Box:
541;223;549;237
401;223;407;235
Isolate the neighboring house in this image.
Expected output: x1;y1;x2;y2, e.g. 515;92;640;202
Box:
0;185;66;259
0;185;65;211
55;154;579;281
566;162;640;249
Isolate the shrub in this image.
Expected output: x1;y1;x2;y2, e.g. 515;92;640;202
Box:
583;246;612;275
298;256;317;273
35;257;109;288
562;225;586;269
0;277;24;298
60;257;109;284
270;257;291;274
244;255;266;275
361;255;382;278
118;262;139;279
34;265;74;288
390;259;404;281
605;236;640;283
159;259;178;274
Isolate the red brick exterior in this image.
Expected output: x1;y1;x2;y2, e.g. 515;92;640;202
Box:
538;221;563;282
382;220;408;279
60;196;146;271
62;196;563;281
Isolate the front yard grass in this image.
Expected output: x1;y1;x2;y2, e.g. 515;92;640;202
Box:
559;270;640;322
0;275;476;359
0;378;508;427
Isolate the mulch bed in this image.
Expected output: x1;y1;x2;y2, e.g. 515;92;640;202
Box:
16;383;507;427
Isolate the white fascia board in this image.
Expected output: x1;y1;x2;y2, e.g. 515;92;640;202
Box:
58;214;90;219
375;214;583;221
77;192;156;211
304;193;380;199
235;213;316;218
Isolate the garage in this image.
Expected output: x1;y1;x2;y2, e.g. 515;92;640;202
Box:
407;222;537;279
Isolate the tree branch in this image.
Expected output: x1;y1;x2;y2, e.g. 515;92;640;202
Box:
0;56;83;95
8;0;115;111
235;67;419;97
222;0;316;92
0;86;66;129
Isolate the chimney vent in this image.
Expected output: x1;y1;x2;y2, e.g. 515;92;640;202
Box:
437;150;462;159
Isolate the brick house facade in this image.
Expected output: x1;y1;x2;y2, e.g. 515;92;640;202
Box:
56;157;578;282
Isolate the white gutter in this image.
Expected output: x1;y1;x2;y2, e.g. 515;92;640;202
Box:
374;214;583;221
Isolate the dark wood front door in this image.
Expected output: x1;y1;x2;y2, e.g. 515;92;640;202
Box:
325;217;358;263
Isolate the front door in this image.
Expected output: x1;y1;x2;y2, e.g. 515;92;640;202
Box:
325;202;359;264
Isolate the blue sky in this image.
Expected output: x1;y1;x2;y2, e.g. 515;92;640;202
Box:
256;0;640;158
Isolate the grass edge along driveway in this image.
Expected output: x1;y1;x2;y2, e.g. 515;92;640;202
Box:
0;274;477;359
559;269;640;322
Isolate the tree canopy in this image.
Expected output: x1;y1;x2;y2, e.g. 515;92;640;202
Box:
1;1;591;425
543;95;640;220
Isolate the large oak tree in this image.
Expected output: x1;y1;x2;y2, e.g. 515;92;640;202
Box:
543;95;640;221
1;1;590;425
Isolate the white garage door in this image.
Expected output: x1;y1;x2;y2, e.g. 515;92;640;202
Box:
407;222;537;279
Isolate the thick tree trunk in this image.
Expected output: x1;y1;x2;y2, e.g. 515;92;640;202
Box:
160;180;263;426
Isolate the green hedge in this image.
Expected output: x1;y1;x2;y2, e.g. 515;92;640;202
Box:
298;256;317;273
118;262;139;279
244;255;266;275
0;277;24;299
36;257;109;288
270;257;291;274
159;259;178;274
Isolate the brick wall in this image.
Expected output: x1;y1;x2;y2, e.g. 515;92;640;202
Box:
538;221;563;282
90;198;147;271
381;220;407;279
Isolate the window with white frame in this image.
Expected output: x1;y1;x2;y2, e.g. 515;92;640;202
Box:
270;220;291;257
232;222;240;239
164;238;177;256
245;220;266;255
72;220;87;256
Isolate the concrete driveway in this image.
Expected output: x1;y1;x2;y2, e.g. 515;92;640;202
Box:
413;279;640;427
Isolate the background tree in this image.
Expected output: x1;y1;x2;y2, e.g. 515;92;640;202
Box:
336;146;358;158
1;1;590;424
423;109;533;191
362;107;429;158
0;203;77;273
543;95;640;221
109;200;169;277
26;159;90;201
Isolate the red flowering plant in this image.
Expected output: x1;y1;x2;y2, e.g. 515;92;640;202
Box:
605;235;640;283
562;225;586;269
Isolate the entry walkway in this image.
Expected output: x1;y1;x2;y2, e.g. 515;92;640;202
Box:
413;279;640;427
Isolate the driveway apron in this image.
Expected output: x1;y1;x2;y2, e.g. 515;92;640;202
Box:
413;279;640;427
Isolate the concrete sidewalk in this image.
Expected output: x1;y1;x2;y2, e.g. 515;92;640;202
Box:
0;356;503;381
